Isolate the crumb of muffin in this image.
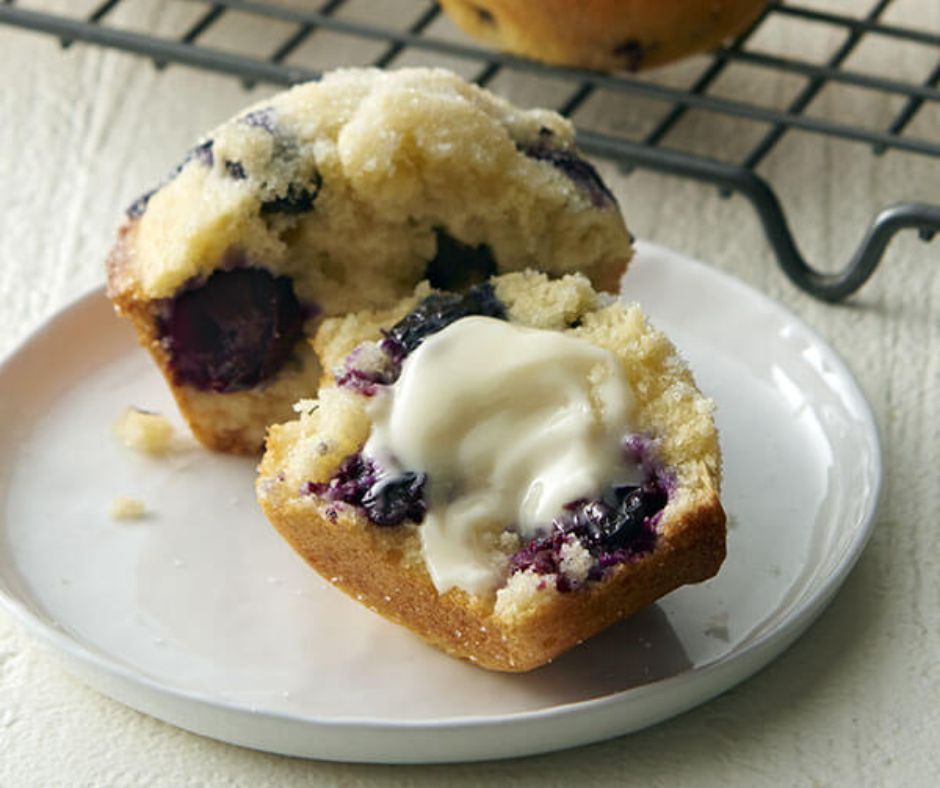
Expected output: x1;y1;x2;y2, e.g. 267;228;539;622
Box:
114;407;174;454
109;496;147;520
292;399;319;415
558;538;593;585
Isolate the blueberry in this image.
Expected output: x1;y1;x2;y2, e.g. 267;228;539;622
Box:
261;174;322;215
240;107;276;133
387;281;506;355
338;284;502;394
472;5;495;25
126;188;156;218
508;477;667;591
378;334;407;370
361;472;427;526
304;454;426;527
158;266;305;393
125;139;214;218
425;229;498;291
575;482;666;551
189;139;215;168
562;499;612;545
306;453;379;503
518;140;616;209
612;39;647;72
509;530;565;576
225;160;247;180
508;528;588;593
597;485;663;548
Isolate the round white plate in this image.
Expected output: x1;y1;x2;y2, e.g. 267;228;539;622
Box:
0;242;881;763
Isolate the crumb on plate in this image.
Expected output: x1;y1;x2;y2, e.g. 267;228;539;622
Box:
109;496;147;520
114;407;174;454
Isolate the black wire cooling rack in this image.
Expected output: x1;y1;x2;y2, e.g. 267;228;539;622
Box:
1;0;938;301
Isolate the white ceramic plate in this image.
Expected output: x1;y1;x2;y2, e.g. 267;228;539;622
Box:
0;242;881;763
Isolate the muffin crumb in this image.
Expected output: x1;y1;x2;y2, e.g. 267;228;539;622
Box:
109;496;147;520
114;407;174;454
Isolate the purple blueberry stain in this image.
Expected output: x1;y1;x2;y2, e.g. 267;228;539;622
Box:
225;160;247;180
234;109;324;216
303;454;426;527
124;139;214;218
334;365;393;397
508;474;669;592
518;138;617;209
303;453;377;502
261;173;323;215
157;266;305;393
189;139;215;168
378;334;407;369
623;434;677;495
334;337;404;396
126;188;156;218
472;4;495;25
240;107;277;133
509;528;569;577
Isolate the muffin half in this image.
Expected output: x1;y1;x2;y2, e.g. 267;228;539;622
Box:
257;271;725;671
106;68;632;453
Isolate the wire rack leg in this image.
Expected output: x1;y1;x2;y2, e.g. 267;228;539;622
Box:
578;130;940;302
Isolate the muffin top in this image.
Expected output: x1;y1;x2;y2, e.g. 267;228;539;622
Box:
114;67;632;314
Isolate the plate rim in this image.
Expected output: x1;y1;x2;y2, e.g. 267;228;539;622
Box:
0;242;883;760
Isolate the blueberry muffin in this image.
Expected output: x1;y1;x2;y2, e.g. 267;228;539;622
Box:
439;0;767;71
107;68;633;454
257;271;725;672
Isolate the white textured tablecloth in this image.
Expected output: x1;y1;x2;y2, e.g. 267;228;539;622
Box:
2;1;939;784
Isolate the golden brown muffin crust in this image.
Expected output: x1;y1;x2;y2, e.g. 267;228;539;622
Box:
439;0;767;71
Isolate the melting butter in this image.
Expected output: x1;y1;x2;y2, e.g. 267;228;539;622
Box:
364;316;639;595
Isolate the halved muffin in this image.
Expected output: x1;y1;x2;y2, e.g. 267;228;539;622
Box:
257;271;725;671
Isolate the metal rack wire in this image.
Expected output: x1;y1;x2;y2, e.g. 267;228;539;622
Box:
1;0;938;301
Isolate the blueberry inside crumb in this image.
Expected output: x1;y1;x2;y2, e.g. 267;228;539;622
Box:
190;139;215;168
304;454;426;527
261;174;323;215
126;188;156;218
386;281;507;357
240;107;276;133
509;478;667;591
158;265;305;393
124;139;215;217
518;139;616;209
472;4;495;25
425;229;498;291
362;472;428;526
225;160;247;180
